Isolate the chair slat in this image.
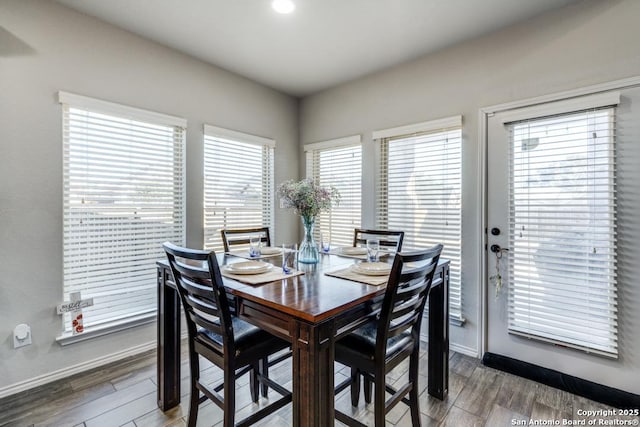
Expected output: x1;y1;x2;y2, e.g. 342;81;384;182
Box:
387;312;421;338
186;294;221;317
394;281;428;301
221;227;271;252
390;297;425;321
353;228;405;252
174;261;209;280
180;277;215;298
189;313;225;338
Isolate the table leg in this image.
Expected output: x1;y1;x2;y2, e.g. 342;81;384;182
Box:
427;267;449;400
291;319;335;427
157;267;181;411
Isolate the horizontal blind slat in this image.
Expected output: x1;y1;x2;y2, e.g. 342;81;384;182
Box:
507;107;617;356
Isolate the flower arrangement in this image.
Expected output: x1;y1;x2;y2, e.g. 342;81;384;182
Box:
277;178;340;219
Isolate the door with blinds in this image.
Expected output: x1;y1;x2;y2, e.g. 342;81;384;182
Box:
485;87;640;391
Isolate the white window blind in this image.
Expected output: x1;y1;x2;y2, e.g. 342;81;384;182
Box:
61;92;185;334
507;107;618;357
305;137;362;246
376;120;462;320
203;126;274;252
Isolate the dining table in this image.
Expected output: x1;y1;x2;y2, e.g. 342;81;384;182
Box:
156;249;450;427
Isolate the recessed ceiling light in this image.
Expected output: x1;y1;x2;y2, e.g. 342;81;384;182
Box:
272;0;295;14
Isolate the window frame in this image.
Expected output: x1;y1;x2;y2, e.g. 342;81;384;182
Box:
373;115;464;323
203;124;275;252
304;135;362;247
58;91;186;344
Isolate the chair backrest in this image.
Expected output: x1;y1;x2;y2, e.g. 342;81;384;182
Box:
353;228;405;252
377;244;443;353
163;242;234;352
220;227;271;252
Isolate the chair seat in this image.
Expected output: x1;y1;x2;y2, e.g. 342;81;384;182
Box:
197;317;289;358
335;320;413;363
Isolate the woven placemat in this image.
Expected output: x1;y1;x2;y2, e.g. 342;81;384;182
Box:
324;267;389;286
222;267;304;285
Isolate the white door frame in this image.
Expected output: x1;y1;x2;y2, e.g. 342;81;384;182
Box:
476;75;640;358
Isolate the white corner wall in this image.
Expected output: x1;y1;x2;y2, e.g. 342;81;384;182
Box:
0;0;298;391
299;0;640;378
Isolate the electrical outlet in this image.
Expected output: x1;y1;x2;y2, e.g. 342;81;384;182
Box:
13;324;32;348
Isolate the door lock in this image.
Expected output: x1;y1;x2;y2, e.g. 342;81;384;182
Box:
491;227;501;236
490;244;504;253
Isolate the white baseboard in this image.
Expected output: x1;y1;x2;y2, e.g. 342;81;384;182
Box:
0;341;157;399
450;342;479;358
1;334;478;400
420;335;479;359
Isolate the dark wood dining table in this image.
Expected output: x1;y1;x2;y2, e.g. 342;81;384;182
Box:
156;251;450;427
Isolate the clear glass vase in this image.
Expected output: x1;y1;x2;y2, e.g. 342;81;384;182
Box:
298;216;319;264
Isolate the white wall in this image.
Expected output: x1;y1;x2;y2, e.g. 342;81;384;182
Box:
0;0;298;391
299;0;640;391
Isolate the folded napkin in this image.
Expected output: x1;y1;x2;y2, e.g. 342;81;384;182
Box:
222;268;304;285
324;267;389;286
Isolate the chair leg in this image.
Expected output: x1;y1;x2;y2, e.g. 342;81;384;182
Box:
364;376;372;404
350;367;361;407
259;356;269;397
409;350;421;427
223;362;236;427
187;353;200;427
374;367;386;426
250;362;259;403
187;387;199;427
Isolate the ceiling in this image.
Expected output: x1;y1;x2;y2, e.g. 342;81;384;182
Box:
56;0;580;97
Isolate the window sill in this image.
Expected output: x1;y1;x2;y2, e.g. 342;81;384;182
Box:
56;313;156;346
450;315;466;327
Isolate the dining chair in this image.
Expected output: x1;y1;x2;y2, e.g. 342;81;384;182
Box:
163;242;292;427
220;227;289;397
221;227;271;252
353;228;405;252
334;244;443;427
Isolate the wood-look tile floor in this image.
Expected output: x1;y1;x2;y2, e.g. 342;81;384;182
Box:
1;341;636;427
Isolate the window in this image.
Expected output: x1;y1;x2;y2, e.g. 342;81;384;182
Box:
60;92;185;338
375;116;463;321
506;104;618;356
305;136;362;246
203;125;274;252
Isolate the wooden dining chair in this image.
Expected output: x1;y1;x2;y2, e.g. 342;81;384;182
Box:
353;228;405;252
334;244;443;427
220;227;271;252
163;242;291;427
